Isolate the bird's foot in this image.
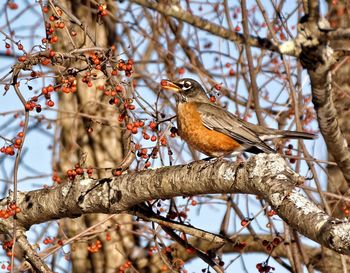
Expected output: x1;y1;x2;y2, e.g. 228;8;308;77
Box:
202;156;215;161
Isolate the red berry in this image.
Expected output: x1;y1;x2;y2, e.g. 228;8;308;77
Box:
46;100;54;107
214;83;221;91
241;218;249;226
18;56;26;62
272;238;281;245
5;146;14;155
144;161;151;168
149;121;157;130
178;67;185;75
160;80;168;86
131;127;138;134
14;138;22;146
126;123;133;130
114;170;122;176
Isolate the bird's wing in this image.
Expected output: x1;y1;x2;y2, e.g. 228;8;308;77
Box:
196;103;275;153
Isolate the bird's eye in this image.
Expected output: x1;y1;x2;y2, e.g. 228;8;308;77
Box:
183;82;191;89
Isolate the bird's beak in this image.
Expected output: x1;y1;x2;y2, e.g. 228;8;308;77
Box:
160;79;181;93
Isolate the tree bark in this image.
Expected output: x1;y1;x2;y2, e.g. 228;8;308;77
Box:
52;1;134;272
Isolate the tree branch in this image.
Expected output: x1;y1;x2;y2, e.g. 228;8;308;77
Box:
298;17;350;185
0;154;349;256
129;0;282;54
0;220;52;273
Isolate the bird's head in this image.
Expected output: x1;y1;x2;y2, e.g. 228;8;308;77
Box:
161;78;209;103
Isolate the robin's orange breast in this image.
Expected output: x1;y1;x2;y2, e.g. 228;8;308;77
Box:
177;102;241;157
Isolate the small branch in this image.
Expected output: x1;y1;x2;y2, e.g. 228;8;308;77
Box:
131;205;228;245
307;0;320;22
162;226;224;273
241;0;266;126
129;0;282;55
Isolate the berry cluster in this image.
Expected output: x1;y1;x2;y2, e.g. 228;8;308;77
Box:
6;42;25;59
261;237;282;252
126;120;145;134
60;75;77;94
87;240;102;253
82;71;97;88
116;59;134;77
88;52;105;71
118;260;132;273
52;171;62;184
225;63;236;76
0;204;22;219
66;164;93;180
42;236;63;246
42;7;63;44
123;99;136;111
342;203;350;216
25;96;42;112
97;4;108;17
41;84;56;107
0;131;24;156
2;240;15;262
43;237;55;245
0;263;11;271
101;84;122;98
284;144;296;164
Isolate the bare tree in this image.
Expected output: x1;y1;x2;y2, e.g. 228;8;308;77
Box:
1;1;350;273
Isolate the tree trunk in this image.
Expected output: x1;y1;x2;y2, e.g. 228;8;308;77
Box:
53;2;135;272
322;1;350;272
327;0;350;202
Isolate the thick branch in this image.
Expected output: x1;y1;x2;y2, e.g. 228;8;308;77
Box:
302;49;350;185
0;154;349;255
297;16;350;185
309;59;350;185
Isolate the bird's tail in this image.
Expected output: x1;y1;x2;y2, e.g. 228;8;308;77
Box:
280;130;317;140
260;130;317;141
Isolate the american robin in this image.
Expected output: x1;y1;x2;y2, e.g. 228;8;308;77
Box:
161;78;316;156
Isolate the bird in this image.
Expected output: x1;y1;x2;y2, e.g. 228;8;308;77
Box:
161;78;316;157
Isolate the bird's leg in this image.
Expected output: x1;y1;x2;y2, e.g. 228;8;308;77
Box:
202;156;215;161
202;154;235;161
